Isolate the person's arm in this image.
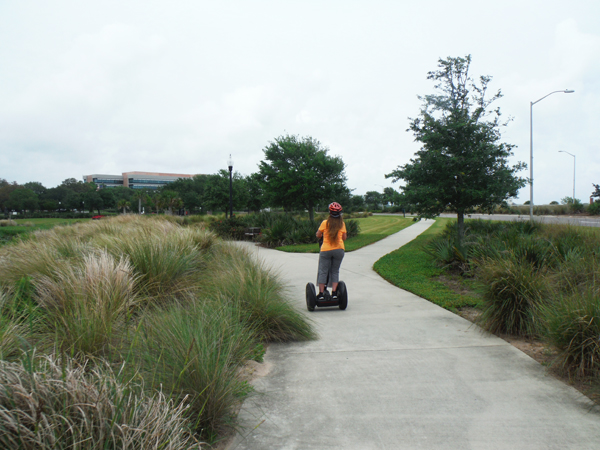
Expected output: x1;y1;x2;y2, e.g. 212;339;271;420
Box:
342;232;347;241
316;230;323;239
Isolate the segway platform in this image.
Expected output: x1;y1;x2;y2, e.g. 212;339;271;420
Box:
305;281;348;311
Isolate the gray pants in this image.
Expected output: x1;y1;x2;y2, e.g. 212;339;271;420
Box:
317;249;345;286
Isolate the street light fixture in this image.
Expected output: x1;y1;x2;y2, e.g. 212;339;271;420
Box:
529;89;574;221
227;154;233;219
558;150;576;200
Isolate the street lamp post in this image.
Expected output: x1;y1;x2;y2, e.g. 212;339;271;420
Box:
228;154;233;219
558;150;576;200
529;89;574;221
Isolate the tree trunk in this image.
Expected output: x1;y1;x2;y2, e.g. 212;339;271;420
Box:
456;211;465;245
308;202;314;221
138;198;142;214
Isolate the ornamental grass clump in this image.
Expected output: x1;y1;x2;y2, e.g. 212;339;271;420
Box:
135;300;255;440
477;254;546;336
0;354;202;450
203;242;316;342
541;289;600;378
34;250;137;357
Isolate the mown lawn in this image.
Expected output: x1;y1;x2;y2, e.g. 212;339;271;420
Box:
0;218;90;245
277;215;415;253
373;218;483;311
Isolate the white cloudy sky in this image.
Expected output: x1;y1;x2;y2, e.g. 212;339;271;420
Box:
1;0;599;204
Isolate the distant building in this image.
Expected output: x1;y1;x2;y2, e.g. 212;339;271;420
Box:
83;171;196;190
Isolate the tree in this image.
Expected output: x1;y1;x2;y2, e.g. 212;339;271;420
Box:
349;194;366;211
386;55;527;241
0;182;19;212
592;184;600;200
160;190;183;215
245;173;264;213
364;191;383;210
132;189;150;214
258;134;348;220
116;199;131;214
23;182;47;197
6;188;39;212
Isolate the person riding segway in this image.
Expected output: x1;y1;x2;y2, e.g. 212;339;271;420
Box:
305;202;349;311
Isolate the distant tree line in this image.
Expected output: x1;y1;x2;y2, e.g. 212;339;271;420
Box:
1;134;413;218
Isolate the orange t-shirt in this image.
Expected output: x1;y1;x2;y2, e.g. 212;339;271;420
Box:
319;220;346;252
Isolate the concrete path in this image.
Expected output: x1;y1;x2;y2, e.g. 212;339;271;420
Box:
228;220;600;450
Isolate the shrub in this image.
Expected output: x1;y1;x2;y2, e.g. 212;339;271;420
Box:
208;216;248;240
0;220;17;227
587;201;600;215
0;354;201;449
541;289;600;378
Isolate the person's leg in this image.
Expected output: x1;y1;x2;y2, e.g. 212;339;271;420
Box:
329;249;345;296
317;251;333;295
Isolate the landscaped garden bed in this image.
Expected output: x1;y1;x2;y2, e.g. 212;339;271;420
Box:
0;215;315;448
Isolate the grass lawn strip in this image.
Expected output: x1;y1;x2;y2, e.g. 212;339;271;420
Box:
276;216;414;253
0;218;89;245
373;218;482;311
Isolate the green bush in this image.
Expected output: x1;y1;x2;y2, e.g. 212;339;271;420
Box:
587;201;600;215
208;216;249;240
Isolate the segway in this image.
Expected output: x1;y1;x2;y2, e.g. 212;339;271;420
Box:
305;239;348;311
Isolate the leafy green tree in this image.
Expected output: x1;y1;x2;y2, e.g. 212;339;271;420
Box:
83;189;104;214
258;134;348;220
386;55;527;241
63;190;82;211
592;184;600;200
60;178;89;194
6;188;39;212
245;173;264;213
23;182;47;197
364;191;383;210
561;196;584;213
349;194;366;211
0;182;19;212
202;170;247;216
0;178;9;188
99;189;116;212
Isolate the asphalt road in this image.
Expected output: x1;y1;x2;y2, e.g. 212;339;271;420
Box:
227;221;600;450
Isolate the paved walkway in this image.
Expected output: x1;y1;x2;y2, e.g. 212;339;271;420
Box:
228;220;600;450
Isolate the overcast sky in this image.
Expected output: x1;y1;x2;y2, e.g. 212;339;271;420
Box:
1;0;598;204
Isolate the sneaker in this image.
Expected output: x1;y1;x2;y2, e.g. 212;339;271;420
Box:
316;292;325;301
332;290;338;300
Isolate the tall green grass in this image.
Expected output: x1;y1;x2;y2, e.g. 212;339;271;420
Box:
0;215;315;445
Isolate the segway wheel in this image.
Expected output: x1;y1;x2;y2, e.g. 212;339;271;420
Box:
337;281;348;310
306;282;317;311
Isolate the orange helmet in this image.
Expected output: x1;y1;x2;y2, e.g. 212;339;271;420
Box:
328;202;343;217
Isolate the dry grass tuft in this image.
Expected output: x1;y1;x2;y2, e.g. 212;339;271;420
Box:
34;250;137;356
0;353;203;449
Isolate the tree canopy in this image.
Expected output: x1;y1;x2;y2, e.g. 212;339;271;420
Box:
386;55;527;240
258;134;348;220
